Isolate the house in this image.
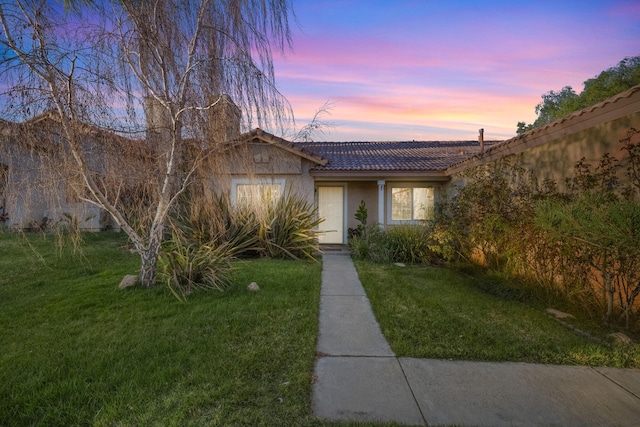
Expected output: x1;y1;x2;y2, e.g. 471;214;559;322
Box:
3;84;640;243
226;129;499;244
223;84;640;244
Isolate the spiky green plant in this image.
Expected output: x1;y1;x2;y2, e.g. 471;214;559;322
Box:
349;225;392;263
158;198;254;300
158;227;236;300
257;191;323;260
386;223;437;264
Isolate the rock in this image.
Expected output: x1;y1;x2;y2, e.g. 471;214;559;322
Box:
546;308;575;319
118;274;138;289
247;282;260;292
394;262;406;267
609;332;633;345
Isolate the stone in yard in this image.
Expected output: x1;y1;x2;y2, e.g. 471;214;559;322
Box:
247;282;260;292
394;263;406;267
608;332;633;345
118;274;138;289
546;308;575;319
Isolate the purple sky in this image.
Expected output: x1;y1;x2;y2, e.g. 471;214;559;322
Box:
274;0;640;141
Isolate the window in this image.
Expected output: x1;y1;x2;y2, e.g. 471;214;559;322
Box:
236;183;281;205
232;179;284;206
391;186;434;221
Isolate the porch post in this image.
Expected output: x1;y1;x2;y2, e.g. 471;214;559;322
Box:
377;180;385;229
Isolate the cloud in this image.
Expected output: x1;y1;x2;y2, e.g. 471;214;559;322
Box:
274;1;639;141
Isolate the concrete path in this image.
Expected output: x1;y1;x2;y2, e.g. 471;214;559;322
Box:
311;251;640;427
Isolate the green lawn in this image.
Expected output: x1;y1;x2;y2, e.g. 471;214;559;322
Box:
1;233;385;427
355;261;640;368
4;233;638;426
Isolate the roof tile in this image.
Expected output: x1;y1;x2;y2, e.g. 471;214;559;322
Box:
294;140;501;171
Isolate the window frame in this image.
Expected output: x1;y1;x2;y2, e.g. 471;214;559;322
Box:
231;178;285;206
387;183;435;224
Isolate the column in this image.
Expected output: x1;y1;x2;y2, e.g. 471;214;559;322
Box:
377;180;385;228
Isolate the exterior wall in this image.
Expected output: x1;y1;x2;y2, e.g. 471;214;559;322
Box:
222;142;316;205
0;117;151;231
446;88;640;193
345;181;378;231
513;112;639;191
0;140;105;231
0;144;49;229
315;179;445;236
313;180;393;231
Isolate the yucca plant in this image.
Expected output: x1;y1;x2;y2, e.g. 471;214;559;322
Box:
206;193;261;256
257;191;323;260
158;199;248;300
159;226;236;300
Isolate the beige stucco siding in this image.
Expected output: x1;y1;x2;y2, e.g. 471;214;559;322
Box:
221;143;315;205
345;181;378;231
0;141;105;230
446;89;640;193
513;112;639;191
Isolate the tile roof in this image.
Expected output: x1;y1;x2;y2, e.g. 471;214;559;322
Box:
294;140;501;171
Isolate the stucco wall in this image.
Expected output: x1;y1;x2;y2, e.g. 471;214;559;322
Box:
1;142;54;229
446;89;640;193
346;181;378;230
0;123;142;231
513;113;639;191
216;142;316;206
229;142;303;175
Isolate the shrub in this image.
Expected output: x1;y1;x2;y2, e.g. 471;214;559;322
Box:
386;223;438;264
257;191;323;260
435;128;640;331
159;224;236;300
352;200;368;236
171;190;322;262
349;223;438;265
182;192;260;255
433;158;535;270
349;225;392;263
535;191;640;326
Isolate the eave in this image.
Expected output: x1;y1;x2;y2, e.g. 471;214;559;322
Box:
309;169;451;182
238;128;328;166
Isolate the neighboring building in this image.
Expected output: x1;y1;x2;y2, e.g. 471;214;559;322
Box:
0;112;150;231
2;84;640;244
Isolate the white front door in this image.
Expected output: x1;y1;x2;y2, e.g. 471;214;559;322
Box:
318;186;344;244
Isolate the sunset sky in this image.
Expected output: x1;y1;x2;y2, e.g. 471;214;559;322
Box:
274;0;640;142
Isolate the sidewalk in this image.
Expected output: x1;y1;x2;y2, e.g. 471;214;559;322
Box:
311;251;640;427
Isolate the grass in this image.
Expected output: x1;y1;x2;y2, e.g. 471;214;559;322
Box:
354;261;640;368
0;232;394;427
4;233;638;426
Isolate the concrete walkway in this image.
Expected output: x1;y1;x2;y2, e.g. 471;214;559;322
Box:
311;251;640;427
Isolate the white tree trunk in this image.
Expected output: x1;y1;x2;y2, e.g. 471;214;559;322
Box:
139;227;163;287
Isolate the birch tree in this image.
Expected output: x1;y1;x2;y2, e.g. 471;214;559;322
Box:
0;0;293;287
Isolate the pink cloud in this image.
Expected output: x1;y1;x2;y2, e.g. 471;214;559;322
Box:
272;1;638;142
